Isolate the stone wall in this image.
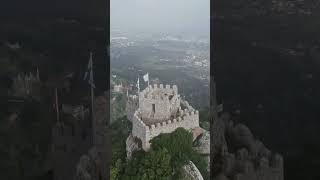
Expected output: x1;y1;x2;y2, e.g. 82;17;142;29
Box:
148;109;199;139
131;111;150;150
131;109;199;151
138;84;180;124
126;95;138;122
130;83;200;151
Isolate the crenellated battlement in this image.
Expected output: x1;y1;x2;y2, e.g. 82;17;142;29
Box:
12;71;41;97
138;84;181;122
132;107;199;151
129;84;199;151
140;84;178;100
148;110;199;137
147;109;199;129
127;94;138;100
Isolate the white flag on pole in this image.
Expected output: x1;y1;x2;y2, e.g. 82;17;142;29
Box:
143;73;149;82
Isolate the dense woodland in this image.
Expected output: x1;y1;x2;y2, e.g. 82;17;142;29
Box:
111;124;209;180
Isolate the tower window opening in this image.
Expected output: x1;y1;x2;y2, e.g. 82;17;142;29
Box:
152;104;155;113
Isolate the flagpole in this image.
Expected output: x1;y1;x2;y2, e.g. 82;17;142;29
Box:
36;67;40;81
137;76;140;93
148;73;150;87
91;80;95;144
90;52;95;145
55;87;60;123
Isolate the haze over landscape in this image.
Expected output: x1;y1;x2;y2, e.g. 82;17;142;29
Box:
111;0;210;37
110;0;211;179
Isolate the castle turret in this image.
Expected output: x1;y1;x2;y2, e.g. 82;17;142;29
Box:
128;84;199;152
12;71;41;97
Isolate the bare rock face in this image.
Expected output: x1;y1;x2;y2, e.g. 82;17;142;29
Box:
126;134;141;159
194;130;210;172
211;113;284;180
182;161;204;180
192;127;205;141
75;147;106;180
75;155;95;180
194;130;210;154
211;111;228;157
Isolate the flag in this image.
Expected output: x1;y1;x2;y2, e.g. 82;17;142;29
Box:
83;52;95;88
143;73;149;82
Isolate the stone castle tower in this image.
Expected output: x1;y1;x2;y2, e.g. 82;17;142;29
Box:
127;84;200;152
12;70;40;97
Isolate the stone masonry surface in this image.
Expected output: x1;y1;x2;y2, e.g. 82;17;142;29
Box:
129;84;200;151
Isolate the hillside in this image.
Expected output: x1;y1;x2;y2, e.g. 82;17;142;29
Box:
213;0;320;179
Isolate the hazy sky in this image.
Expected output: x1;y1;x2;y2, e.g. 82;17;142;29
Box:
111;0;210;36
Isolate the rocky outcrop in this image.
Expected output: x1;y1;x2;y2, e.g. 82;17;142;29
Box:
74;147;104;180
194;130;210;172
182;161;204;180
75;155;94;180
126;134;141;159
211;112;284;180
211;111;228;157
192;127;205;141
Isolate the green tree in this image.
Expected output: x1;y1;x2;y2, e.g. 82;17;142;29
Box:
122;149;172;180
110;117;130;165
118;128;209;180
151;128;209;179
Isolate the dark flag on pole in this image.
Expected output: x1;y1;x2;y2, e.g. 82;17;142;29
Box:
83;52;96;88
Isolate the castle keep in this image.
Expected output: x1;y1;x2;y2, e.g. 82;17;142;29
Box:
12;71;41;97
127;84;200;151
